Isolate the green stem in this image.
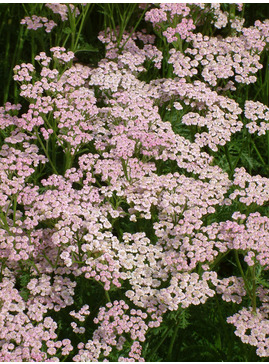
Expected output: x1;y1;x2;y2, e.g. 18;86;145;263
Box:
4;18;26;103
64;148;73;172
105;290;111;303
150;326;171;357
55;247;61;268
229;3;236;20
167;318;181;360
151;308;185;359
28;259;41;275
43;252;55;268
234;250;252;299
251;139;266;166
107;4;117;44
251;264;257;314
209;250;230;271
74;4;93;51
120;6;148;50
94;280;112;303
121;158;129;181
267;130;269;165
0;258;7;283
215;294;230;355
13;194;18;225
34;129;59;174
65;4;76;51
0;209;10;231
42;114;66;156
224;144;233;176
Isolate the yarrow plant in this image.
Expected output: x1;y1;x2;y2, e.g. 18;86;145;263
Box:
1;2;269;361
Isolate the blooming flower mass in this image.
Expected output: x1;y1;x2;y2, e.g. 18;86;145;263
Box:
0;2;269;361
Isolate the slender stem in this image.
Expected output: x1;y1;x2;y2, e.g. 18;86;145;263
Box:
168;317;181;360
107;4;117;43
234;250;252;299
215;294;230;356
224;144;233;174
13;194;18;225
105;290;111;303
120;6;148;50
0;209;10;231
43;252;55;268
65;4;76;51
150;325;171;357
251;139;266;166
55;247;61;268
62;4;78;50
267;130;269;165
251;264;257;314
28;259;41;275
34;129;59;174
74;4;92;51
64;148;73;172
0;258;7;283
4;17;26;103
42;114;65;151
209;250;230;271
151;308;185;359
121;158;129;181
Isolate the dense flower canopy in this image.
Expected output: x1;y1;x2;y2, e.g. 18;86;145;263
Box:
0;2;269;361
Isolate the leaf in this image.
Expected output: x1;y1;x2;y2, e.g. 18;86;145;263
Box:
178;308;190;329
75;44;99;53
74;42;105;66
19;288;30;301
257;278;269;288
62;27;72;35
19;272;31;288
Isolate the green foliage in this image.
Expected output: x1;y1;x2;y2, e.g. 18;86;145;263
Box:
15;266;32;301
97;3;146;48
172;297;260;362
74;40;105;67
144;308;191;361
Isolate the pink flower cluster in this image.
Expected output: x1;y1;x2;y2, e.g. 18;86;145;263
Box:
1;4;269;360
73;300;146;361
227;302;269;357
211;212;269;269
244;100;269;135
21;15;57;33
209;3;229;29
45;3;80;21
145;3;190;28
214;276;246;304
20;4;81;35
230;167;269;206
98;28;163;71
0;277;73;361
151;77;243;151
186;31;263;86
